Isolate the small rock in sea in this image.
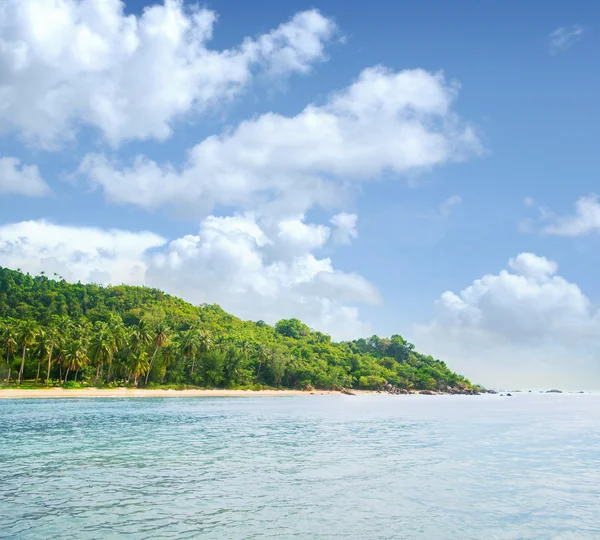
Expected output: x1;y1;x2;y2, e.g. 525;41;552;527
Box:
528;390;532;393
500;394;505;396
506;393;513;397
546;389;562;393
578;391;585;394
340;387;356;396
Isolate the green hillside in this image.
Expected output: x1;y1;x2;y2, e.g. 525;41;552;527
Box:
0;266;478;392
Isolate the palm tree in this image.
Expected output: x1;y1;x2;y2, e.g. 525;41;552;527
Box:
145;321;170;385
255;343;271;378
1;321;18;384
179;328;200;375
42;324;60;387
90;322;118;384
63;340;89;383
131;319;152;353
34;329;47;383
17;320;38;383
129;351;149;387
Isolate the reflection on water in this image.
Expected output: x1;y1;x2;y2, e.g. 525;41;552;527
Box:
1;394;599;539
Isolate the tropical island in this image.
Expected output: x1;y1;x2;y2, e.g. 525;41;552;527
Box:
0;266;484;396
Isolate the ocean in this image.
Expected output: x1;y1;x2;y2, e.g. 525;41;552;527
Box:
1;394;599;539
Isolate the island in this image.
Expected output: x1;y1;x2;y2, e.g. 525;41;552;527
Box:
0;266;485;396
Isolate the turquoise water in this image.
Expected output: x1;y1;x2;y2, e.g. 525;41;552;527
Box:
1;394;599;539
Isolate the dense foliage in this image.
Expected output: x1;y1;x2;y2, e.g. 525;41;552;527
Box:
0;267;475;391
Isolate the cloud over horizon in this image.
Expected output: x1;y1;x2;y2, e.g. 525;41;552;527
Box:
414;253;600;389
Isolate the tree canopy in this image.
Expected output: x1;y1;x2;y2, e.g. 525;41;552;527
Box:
0;266;476;391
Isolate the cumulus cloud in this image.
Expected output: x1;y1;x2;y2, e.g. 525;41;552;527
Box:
81;66;482;217
540;194;600;237
0;0;336;147
0;220;166;285
0;216;379;339
0;156;50;196
330;213;358;244
146;213;380;339
414;253;600;389
549;24;585;54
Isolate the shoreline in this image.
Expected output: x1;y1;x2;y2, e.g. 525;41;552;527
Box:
0;388;342;399
0;388;485;399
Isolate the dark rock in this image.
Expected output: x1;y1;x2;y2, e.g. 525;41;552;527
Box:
578;391;585;394
506;393;512;397
340;388;356;396
546;389;562;393
420;390;436;395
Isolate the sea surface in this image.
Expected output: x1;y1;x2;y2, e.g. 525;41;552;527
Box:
1;394;599;539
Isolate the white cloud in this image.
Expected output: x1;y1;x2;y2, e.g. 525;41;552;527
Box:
0;220;166;285
0;156;50;196
81;66;482;217
147;213;380;339
549;24;585;54
541;194;600;237
507;252;558;279
0;1;336;147
414;253;600;389
330;212;358;244
439;195;462;217
0;216;379;340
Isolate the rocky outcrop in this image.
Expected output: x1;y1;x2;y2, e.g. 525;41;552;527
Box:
546;389;562;393
340;387;356;396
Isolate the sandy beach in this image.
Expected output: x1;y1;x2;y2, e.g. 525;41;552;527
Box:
0;388;344;399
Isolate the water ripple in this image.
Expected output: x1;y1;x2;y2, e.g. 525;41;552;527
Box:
1;395;599;539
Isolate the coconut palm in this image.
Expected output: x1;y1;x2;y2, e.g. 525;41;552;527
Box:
129;351;149;387
145;322;170;385
1;321;18;384
63;340;89;383
179;328;201;375
90;322;118;384
17;320;38;383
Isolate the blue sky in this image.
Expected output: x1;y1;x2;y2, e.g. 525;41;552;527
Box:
0;0;598;388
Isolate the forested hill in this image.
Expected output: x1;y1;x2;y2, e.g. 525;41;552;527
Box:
0;266;478;392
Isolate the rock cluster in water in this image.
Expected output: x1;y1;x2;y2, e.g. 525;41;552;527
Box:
368;381;490;396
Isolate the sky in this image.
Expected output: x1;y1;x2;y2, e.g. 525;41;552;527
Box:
0;0;599;389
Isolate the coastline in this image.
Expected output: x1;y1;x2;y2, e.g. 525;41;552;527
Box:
0;388;345;399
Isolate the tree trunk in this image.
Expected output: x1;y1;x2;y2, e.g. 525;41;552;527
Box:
46;345;54;387
18;345;26;383
106;359;112;384
36;359;41;383
74;370;79;382
145;346;159;385
95;362;100;382
5;351;10;384
134;374;138;387
64;367;70;383
190;356;195;375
